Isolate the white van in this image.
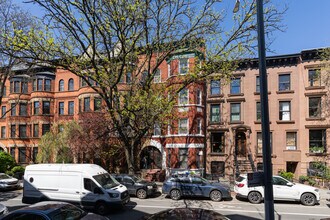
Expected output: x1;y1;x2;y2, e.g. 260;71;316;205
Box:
22;164;129;215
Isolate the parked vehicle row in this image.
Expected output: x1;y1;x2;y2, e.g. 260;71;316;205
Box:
0;173;20;191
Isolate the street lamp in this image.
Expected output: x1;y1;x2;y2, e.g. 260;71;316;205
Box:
233;0;275;219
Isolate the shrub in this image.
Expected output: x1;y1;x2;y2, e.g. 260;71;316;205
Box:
279;171;294;181
0;151;16;173
308;178;316;186
299;175;309;183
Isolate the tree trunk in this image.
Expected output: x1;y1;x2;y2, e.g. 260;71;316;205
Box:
124;146;135;174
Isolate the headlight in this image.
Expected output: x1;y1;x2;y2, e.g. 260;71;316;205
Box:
108;193;119;198
147;185;153;189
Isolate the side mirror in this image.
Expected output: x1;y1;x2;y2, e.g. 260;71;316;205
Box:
94;187;104;194
287;182;294;187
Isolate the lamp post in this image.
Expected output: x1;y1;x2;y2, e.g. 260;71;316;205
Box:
234;0;275;219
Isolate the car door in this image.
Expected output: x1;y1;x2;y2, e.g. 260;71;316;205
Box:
191;177;205;196
272;176;298;200
123;176;136;195
81;178;102;207
179;177;192;196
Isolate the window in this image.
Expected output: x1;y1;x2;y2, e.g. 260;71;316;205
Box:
178;118;188;134
68;78;74;91
42;124;50;135
33;124;39;137
10;147;15;159
42;101;50;115
256;76;260;93
196;118;202;135
141;71;148;84
210;80;220;95
59;79;64;91
178;88;188;105
309;97;321;118
167;63;171;77
84;178;97;192
1;106;6;118
179;149;188;168
22;81;28;93
211;161;225;177
10;124;16;138
34;101;40;115
286;132;297;150
18;147;26;163
279;101;290;121
273;176;289;186
68;101;74;115
230;103;241;122
154;69;161;83
279;74;290;91
1;86;6;97
12;80;20;93
19;103;27;116
37;78;43;91
126;72;132;84
309;130;326;153
308;69;321;87
44;79;51;91
230;78;241;94
256;102;261;121
210;104;220;123
81;78;87;87
84;97;90;112
59;102;64;115
257;132;273;154
211;132;225;153
1;126;5;138
154;123;161;136
179;58;188;75
32;147;38;162
196;89;202;105
19;125;27;138
94;98;101;111
11;103;16;116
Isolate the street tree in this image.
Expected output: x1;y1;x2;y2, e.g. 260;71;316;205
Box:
0;0;35;114
4;0;285;172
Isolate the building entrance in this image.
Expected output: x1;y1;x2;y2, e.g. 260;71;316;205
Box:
235;132;247;157
140;146;162;169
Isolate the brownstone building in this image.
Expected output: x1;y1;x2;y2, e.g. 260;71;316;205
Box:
206;49;330;180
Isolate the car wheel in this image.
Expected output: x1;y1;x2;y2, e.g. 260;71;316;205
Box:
210;190;222;202
301;193;316;206
248;191;262;204
95;201;108;215
137;189;147;199
170;189;181;200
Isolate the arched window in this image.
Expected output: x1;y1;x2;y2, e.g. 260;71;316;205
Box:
68;78;74;91
59;79;64;91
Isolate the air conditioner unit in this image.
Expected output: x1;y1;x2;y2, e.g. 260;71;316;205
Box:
286;146;296;150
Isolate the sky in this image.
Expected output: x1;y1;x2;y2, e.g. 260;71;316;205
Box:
12;0;330;56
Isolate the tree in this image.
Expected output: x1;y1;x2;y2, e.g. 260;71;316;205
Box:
0;0;36;115
4;0;285;173
0;151;16;172
37;122;75;163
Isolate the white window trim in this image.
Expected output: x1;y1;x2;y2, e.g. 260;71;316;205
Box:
178;88;189;105
196;89;202;105
178;118;189;135
179;58;189;75
167;63;171;78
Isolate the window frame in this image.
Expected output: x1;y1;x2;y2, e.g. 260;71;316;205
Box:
59;79;64;91
68;101;74;115
178;88;188;105
256;102;261;121
58;102;64;115
210;80;220;95
279;101;291;121
179;58;189;75
230;78;241;94
308;69;321;87
286;132;297;150
278;74;291;91
68;78;74;91
178;118;188;135
309;97;321;118
210;104;220;123
42;101;50;115
211;132;225;153
230;103;241;122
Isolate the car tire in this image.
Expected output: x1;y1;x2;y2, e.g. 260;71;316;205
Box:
95;201;108;215
248;191;262;204
210;190;222;202
137;189;147;199
300;193;316;206
170;189;181;200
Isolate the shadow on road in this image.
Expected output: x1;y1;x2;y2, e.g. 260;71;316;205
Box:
226;214;261;220
0;189;22;202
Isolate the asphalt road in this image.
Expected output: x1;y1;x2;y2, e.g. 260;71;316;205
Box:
1;189;329;220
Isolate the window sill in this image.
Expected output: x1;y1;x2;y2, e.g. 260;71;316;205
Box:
254;92;271;95
306;117;325;121
276;120;295;124
276;90;294;94
208;122;224;125
257;153;277;158
305;86;325;90
228;93;244;97
254;121;272;124
208;94;224;98
209;152;227;156
229;121;244;125
306;152;328;156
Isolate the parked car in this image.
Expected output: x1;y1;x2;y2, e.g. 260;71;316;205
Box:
162;175;231;202
0;173;20;191
234;174;320;206
0;201;109;220
112;174;158;199
140;208;229;220
0;203;8;217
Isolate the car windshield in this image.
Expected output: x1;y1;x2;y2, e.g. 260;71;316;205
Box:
131;176;144;183
0;174;10;180
93;173;120;189
48;204;87;220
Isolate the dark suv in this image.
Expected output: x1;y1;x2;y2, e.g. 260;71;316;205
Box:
162;175;231;202
113;174;158;199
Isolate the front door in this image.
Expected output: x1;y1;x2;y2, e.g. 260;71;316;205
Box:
236;132;247;157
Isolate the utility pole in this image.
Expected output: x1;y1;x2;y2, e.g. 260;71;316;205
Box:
256;0;275;219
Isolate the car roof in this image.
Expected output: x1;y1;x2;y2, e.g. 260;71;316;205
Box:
17;201;76;215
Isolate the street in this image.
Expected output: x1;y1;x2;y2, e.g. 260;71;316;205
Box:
1;189;329;220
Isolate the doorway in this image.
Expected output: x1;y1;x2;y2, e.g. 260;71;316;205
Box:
286;162;298;175
140;146;162;169
235;132;247;157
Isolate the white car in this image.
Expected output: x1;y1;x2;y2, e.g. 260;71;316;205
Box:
234;174;320;206
0;173;20;190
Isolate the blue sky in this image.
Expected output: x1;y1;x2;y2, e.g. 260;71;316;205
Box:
14;0;330;56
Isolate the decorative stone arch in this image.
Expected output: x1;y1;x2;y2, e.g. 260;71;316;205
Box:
141;139;166;169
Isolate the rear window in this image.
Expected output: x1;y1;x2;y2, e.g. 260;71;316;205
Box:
236;176;246;182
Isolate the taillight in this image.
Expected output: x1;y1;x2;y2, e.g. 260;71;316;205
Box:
236;183;244;188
